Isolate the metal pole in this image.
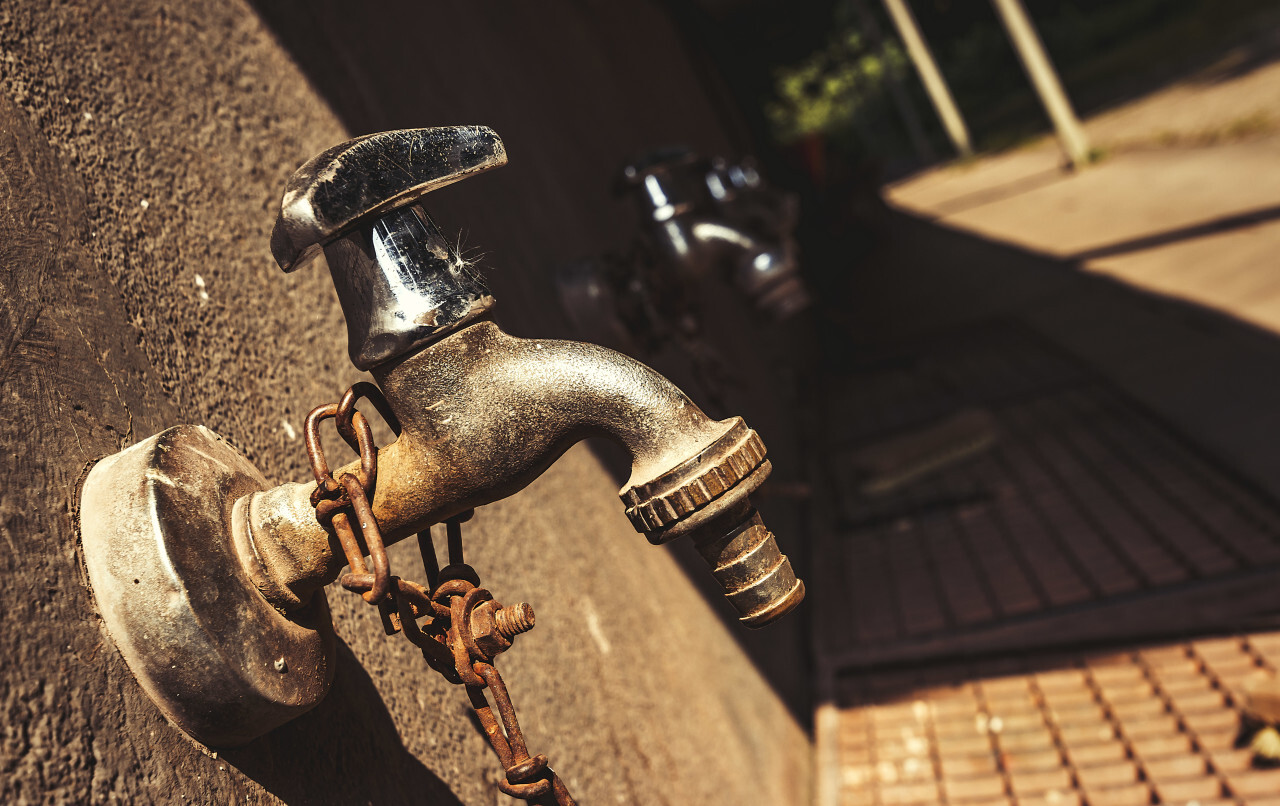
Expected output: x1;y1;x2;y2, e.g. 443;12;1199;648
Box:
880;0;972;157
851;0;936;163
990;0;1091;168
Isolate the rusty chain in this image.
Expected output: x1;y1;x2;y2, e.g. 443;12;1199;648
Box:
306;384;576;805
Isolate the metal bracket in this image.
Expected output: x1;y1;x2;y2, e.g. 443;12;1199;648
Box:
79;425;336;747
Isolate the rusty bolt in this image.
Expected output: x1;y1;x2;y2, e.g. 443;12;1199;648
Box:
495;602;536;639
470;600;536;659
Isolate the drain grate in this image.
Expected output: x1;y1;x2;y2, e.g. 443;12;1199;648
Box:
816;322;1280;668
835;631;1280;805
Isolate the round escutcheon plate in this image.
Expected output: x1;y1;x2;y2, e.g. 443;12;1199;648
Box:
80;425;335;747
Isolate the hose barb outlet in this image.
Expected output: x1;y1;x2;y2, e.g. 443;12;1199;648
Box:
621;419;804;627
694;508;804;628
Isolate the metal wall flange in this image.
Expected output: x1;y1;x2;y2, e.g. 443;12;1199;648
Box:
79;425;336;747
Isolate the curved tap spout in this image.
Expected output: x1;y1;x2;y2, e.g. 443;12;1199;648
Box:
241;317;803;627
375;320;733;502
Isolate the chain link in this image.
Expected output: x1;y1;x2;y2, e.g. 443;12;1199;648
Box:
306;385;576;805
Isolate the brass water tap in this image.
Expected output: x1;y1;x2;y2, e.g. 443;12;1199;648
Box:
250;126;804;626
78;126;803;747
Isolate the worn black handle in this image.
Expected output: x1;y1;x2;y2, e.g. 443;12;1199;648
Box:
271;126;508;272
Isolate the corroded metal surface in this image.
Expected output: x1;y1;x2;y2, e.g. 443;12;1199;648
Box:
243;316;728;578
620;418;804;626
622;418;768;537
695;508;805;628
314;446;574;806
13;4;813;802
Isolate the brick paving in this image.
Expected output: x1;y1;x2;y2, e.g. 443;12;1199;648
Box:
816;322;1280;668
835;631;1280;805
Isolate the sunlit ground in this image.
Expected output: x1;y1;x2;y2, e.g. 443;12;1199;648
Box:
885;47;1280;337
836;631;1280;805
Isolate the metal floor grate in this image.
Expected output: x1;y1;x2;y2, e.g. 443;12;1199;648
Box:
816;322;1280;668
835;631;1280;805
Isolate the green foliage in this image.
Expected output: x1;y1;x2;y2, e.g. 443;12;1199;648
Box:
758;0;1275;158
766;28;906;144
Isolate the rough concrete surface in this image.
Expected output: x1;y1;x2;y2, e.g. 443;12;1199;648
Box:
0;1;809;803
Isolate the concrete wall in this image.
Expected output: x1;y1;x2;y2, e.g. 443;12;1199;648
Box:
0;1;809;803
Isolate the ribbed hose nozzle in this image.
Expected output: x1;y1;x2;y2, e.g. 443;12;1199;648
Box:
693;509;804;628
621;419;805;626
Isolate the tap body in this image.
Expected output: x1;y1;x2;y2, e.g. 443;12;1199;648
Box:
244;315;738;605
245;127;804;628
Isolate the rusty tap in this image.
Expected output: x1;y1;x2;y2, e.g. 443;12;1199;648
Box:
241;127;804;628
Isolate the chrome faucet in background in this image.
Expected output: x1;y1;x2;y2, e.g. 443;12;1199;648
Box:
79;127;804;748
557;147;808;413
621;146;808;320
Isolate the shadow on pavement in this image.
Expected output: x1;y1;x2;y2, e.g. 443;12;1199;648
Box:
1067;203;1280;261
805;195;1280;676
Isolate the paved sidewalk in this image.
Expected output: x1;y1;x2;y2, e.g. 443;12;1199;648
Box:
885;55;1280;337
815;322;1280;671
835;630;1280;805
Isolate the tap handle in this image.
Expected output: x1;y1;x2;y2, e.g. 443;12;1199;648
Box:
271;126;508;273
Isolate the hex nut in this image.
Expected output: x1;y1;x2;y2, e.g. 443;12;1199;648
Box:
470;600;513;659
